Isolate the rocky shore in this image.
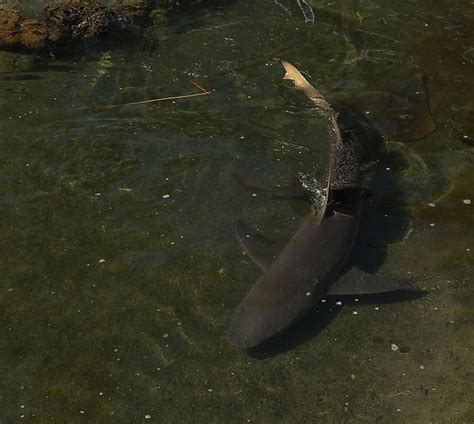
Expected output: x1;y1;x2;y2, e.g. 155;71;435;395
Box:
0;0;212;52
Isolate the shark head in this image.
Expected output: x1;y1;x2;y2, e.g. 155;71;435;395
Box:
227;305;270;349
227;272;319;350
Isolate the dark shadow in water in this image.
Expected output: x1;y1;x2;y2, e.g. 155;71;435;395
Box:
352;147;413;273
334;289;428;305
248;289;427;359
248;301;340;359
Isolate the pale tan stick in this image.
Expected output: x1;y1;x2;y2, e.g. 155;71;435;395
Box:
190;80;210;94
100;90;212;109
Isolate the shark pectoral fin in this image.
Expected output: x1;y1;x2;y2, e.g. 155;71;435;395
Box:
351;75;436;142
232;173;309;199
327;268;413;295
235;220;284;272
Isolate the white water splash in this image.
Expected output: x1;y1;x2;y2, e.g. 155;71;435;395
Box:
298;172;327;212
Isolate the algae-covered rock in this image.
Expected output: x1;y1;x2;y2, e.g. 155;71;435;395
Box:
0;0;141;52
0;9;22;48
0;0;225;53
20;19;49;50
43;0;137;40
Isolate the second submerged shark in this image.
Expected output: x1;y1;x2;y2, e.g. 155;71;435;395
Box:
228;61;435;349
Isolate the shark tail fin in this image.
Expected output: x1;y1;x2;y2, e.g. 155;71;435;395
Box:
281;60;324;102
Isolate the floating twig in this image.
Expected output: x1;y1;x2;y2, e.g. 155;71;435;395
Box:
100;90;212;109
190;80;210;94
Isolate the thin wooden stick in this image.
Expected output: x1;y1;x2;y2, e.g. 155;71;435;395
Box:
190;80;210;94
100;90;212;109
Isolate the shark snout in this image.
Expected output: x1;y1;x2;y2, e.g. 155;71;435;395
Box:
227;303;280;349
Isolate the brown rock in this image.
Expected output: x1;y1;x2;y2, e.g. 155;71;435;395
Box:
47;23;65;43
0;9;23;47
20;20;49;50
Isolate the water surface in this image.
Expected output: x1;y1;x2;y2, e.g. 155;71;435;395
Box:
0;0;473;422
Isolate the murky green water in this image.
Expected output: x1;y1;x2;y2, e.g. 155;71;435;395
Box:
0;0;473;422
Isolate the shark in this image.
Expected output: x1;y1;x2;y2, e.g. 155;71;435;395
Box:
227;61;436;349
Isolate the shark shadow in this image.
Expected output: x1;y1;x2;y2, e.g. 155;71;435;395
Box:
248;289;426;359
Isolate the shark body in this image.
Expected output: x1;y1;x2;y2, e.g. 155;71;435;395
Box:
228;61;435;349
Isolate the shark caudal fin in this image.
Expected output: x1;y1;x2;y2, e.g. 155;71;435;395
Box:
281;60;342;212
281;60;325;102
